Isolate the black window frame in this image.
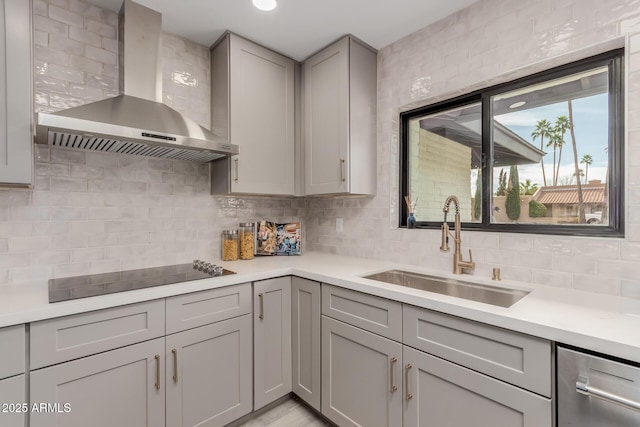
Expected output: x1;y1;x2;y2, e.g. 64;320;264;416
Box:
399;49;624;237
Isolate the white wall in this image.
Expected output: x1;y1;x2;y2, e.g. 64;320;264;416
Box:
306;0;640;299
0;0;303;286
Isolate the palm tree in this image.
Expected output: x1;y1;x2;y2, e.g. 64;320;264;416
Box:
547;131;561;185
554;116;571;186
568;100;585;223
519;179;538;195
531;119;552;186
581;154;593;183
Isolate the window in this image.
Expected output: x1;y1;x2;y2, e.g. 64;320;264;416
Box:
400;50;624;236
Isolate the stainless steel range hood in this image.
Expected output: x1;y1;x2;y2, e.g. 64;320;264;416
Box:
35;0;237;162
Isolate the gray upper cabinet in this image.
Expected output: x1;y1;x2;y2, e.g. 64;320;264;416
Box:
210;33;295;196
291;277;321;411
254;277;292;410
303;36;376;195
0;0;32;185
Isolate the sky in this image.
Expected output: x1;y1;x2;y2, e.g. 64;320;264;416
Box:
493;93;609;189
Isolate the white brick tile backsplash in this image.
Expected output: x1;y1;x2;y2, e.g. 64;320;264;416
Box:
8;236;51;253
84;19;116;38
69;26;101;47
68;54;102;74
85;45;117;64
71;247;105;262
50;177;87;192
533;270;573;288
3;0;637;300
33;249;71;265
48;63;85;83
11;265;53;283
51;206;86;221
34;15;68;36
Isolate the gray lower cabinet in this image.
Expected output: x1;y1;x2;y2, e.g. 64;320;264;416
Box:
254;277;292;410
321;316;402;427
0;375;26;427
30;337;165;427
402;346;552;427
291;277;321;411
166;314;253;427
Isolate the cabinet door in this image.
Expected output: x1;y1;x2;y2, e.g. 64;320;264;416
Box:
322;316;402;427
0;375;26;427
229;34;295;195
403;346;551;427
254;277;292;409
30;337;165;427
291;277;321;411
304;37;349;195
166;315;252;427
0;0;32;184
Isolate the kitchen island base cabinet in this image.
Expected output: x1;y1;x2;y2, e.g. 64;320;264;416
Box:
166;314;252;427
402;346;552;427
321;316;402;427
0;375;26;427
30;337;165;427
291;277;321;411
254;277;292;410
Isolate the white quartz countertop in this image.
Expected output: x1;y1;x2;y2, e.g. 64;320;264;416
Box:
2;251;640;363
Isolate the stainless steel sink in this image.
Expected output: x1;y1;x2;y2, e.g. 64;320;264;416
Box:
363;270;529;308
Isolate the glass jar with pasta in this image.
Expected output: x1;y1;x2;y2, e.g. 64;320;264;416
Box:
239;222;255;260
221;229;239;261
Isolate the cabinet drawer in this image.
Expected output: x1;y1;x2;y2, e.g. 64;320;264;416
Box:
0;324;25;379
322;284;402;341
403;305;551;396
166;283;251;334
31;300;165;369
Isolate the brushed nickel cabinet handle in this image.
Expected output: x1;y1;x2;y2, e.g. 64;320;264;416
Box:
390;357;398;393
234;158;239;182
405;364;413;400
340;158;346;182
258;293;264;320
172;349;178;383
155;355;161;390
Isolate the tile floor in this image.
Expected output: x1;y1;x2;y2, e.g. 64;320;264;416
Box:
237;398;330;427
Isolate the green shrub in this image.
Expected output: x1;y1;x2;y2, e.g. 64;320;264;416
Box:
529;200;547;217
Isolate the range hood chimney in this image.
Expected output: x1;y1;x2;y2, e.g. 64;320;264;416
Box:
35;0;238;162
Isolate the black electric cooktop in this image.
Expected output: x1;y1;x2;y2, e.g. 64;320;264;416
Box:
48;261;236;303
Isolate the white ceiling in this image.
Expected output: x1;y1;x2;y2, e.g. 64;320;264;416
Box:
87;0;478;61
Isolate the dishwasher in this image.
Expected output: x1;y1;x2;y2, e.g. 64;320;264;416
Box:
557;345;640;426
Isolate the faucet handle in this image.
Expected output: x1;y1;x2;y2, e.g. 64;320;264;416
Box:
468;249;473;263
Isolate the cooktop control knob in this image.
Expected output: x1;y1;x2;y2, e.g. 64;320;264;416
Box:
193;260;224;276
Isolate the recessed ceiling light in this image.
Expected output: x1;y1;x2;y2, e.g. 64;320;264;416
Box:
252;0;277;11
509;101;526;109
